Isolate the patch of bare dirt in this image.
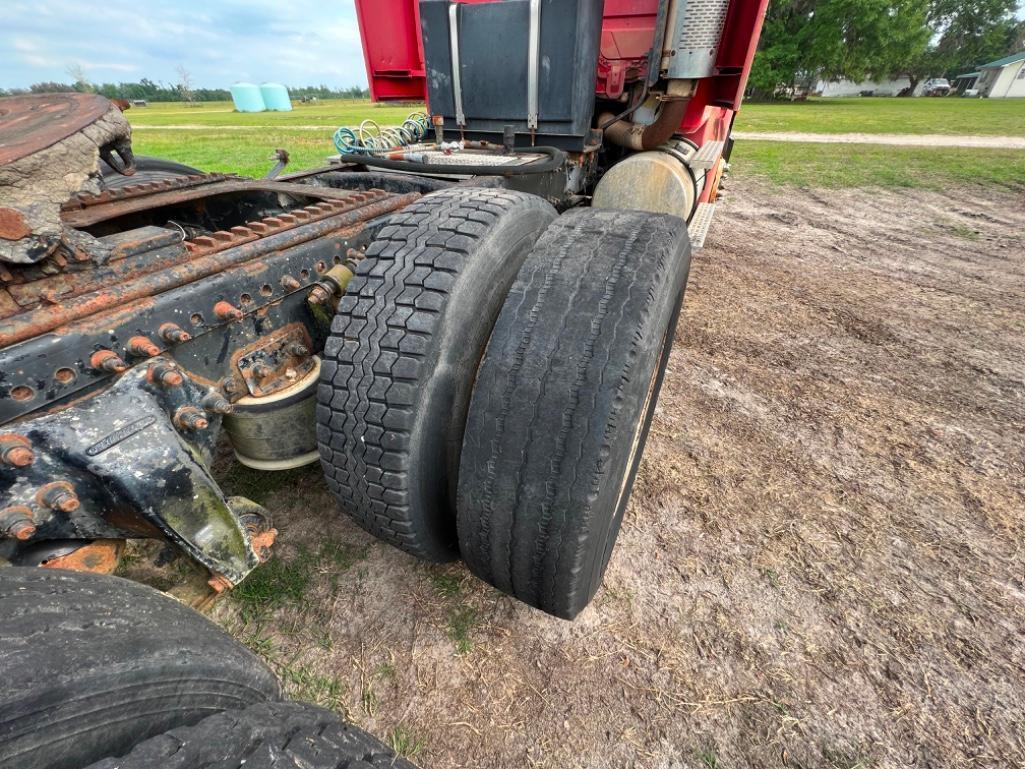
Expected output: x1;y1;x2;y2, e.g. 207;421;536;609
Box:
212;179;1025;769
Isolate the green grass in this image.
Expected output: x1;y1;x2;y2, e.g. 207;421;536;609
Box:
127;98;419;128
125;97;1025;188
128;98;423;178
230;556;311;620
735;97;1025;136
731;141;1025;189
387;726;425;759
229;538;369;620
446;606;479;655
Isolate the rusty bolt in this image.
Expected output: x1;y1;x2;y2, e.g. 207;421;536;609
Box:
286;342;309;357
214;301;243;321
148;362;183;388
38;481;80;513
280;275;301;291
250;362;273;379
307;284;333;306
220;376;241;395
201;392;234;415
0;434;33;468
159;323;192;344
127;336;161;358
175;406;209;431
207;573;233;593
90;350;128;374
1;506;35;540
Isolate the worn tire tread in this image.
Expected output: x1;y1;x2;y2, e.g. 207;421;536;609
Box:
317;188;555;560
457;208;691;619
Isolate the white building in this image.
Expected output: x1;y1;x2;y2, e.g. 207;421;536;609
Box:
976;52;1025;98
813;78;920;97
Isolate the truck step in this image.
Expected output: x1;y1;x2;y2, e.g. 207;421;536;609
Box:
688;202;717;250
690;140;726;170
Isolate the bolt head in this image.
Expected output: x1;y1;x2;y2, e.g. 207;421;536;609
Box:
10;520;35;540
54;492;80;513
4;446;34;468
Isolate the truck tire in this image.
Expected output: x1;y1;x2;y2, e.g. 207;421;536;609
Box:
317;188;556;561
0;568;280;769
84;701;418;769
456;209;691;619
100;155;203;188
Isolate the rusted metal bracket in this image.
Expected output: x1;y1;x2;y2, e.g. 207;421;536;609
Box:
60;173;238;211
0;364;263;586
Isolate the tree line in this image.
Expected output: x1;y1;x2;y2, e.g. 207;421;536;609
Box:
751;0;1025;97
0;78;370;102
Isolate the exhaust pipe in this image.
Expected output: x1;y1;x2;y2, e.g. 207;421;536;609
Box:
600;80;693;151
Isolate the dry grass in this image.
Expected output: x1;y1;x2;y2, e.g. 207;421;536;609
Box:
203;178;1025;768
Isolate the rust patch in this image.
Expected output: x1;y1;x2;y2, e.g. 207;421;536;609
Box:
0;505;35;539
214;300;243;321
90;349;127;374
230;322;315;397
36;481;81;513
207;573;234;593
249;527;278;563
42;539;123;574
0;433;34;468
0;207;31;240
126;335;161;358
0;93;111;164
2;194;417;349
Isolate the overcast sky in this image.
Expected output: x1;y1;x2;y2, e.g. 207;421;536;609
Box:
0;0;369;90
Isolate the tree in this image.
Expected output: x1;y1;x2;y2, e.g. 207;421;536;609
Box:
929;0;1021;76
29;81;75;94
750;0;931;97
176;65;195;106
890;0;1020;94
65;64;93;93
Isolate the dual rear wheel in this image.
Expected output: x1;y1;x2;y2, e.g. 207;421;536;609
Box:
317;189;691;619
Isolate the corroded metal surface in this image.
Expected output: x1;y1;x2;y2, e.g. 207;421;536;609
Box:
60;180;394;228
0;165;421;588
1;192;416;348
0;93;111;164
41;539;123;574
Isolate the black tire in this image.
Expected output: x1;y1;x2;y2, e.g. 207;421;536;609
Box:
0;568;280;769
456;209;692;619
100;155;204;188
317;188;556;561
84;701;418;769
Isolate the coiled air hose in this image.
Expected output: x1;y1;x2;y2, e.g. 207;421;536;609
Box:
332;112;431;155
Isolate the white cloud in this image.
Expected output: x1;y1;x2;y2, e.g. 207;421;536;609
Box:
0;0;370;90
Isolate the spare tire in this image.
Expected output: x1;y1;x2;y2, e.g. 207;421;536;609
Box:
0;568;279;769
456;208;692;619
317;188;556;561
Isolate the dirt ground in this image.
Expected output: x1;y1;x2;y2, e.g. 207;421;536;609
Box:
209;177;1025;769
